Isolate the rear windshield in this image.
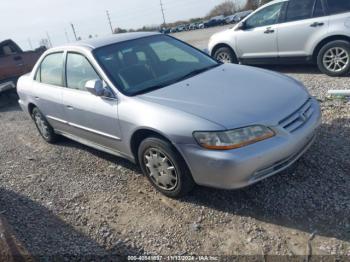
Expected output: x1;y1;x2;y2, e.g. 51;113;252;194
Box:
326;0;350;15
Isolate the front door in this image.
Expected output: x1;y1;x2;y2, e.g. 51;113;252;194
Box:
61;52;122;151
236;2;285;60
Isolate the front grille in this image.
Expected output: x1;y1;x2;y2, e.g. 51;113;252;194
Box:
279;98;313;133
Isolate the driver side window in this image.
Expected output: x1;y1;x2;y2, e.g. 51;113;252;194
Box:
66;53;100;91
245;3;284;29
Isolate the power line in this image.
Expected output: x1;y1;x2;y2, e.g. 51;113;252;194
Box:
106;10;114;33
160;0;166;26
70;23;78;41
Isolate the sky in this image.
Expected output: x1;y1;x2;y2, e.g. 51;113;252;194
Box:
0;0;244;51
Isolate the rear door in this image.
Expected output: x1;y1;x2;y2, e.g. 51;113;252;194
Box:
32;52;67;131
325;0;350;30
277;0;329;58
61;52;122;150
235;2;285;60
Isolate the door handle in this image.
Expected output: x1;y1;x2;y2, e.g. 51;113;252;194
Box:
66;105;74;110
35;96;40;100
310;22;324;27
264;28;275;34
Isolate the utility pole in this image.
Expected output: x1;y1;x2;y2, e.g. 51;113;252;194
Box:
46;32;53;48
106;10;114;34
70;23;78;41
159;0;166;27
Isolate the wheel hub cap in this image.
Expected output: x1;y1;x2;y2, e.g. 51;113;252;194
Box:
323;47;349;73
144;148;178;191
34;114;50;138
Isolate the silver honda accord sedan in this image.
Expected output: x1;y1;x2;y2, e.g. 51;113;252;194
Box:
17;32;321;198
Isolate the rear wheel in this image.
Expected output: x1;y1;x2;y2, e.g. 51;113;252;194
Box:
317;40;350;77
213;46;238;64
138;137;195;198
32;107;58;143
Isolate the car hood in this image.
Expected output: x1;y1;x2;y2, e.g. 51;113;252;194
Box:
139;64;309;129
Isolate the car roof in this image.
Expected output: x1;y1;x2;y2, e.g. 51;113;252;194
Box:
55;32;160;51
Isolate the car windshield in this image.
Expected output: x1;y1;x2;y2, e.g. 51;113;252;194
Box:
93;34;219;96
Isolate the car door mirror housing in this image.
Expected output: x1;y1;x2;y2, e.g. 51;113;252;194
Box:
236;21;246;31
85;79;114;98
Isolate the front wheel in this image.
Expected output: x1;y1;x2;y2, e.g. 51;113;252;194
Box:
213;47;238;64
317;40;350;77
138;137;195;198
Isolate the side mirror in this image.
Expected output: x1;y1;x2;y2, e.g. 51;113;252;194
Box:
235;21;246;31
85;79;114;98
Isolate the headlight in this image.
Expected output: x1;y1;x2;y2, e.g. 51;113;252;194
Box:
193;125;275;150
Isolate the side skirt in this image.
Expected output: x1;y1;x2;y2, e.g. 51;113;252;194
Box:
54;129;136;164
239;56;314;65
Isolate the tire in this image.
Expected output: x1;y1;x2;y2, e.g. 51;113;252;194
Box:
138;137;195;198
213;46;238;64
32;107;58;143
317;40;350;77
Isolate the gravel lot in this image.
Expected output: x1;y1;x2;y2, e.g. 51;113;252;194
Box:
0;26;350;260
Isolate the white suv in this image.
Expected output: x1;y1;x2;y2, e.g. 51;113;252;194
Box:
208;0;350;76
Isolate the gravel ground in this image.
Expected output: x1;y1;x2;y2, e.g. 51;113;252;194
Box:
0;27;350;260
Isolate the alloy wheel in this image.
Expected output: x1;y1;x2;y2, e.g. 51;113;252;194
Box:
323;47;349;73
216;52;232;63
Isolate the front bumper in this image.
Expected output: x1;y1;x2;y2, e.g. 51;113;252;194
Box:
176;98;322;190
0;81;16;93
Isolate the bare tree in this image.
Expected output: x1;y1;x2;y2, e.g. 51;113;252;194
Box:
260;0;274;6
207;0;239;17
244;0;259;10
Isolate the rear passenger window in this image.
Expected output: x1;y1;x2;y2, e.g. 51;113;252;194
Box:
286;0;315;22
326;0;350;15
38;53;64;86
66;53;100;91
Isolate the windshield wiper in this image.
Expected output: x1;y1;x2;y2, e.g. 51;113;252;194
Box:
131;64;221;96
177;64;221;82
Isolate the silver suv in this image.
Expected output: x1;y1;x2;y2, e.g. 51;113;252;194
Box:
209;0;350;76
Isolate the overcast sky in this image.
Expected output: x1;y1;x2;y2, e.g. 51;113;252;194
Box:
0;0;244;50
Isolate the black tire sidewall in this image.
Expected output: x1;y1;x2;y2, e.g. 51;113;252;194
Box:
317;40;350;77
138;137;195;198
32;108;58;143
214;47;238;64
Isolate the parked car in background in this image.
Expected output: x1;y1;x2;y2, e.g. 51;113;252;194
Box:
234;10;254;22
189;23;197;30
0;39;45;92
209;0;350;76
204;15;225;28
176;25;186;32
17;32;321;198
198;22;205;29
225;15;237;24
160;28;171;34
